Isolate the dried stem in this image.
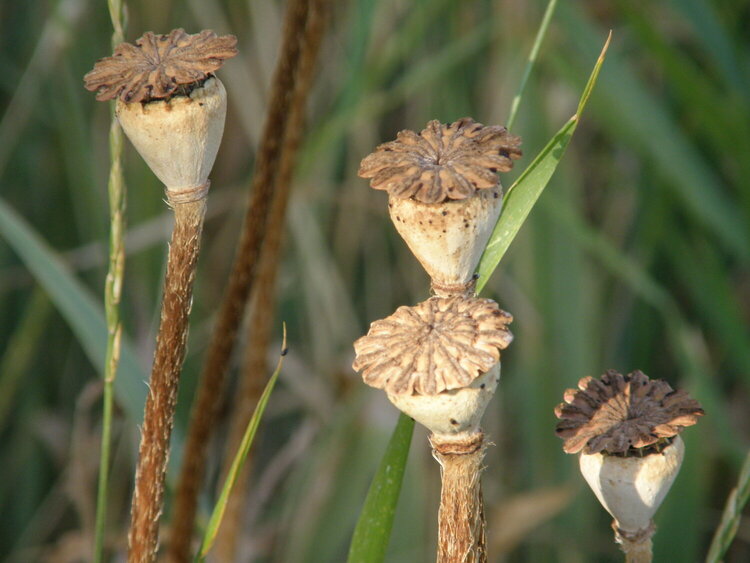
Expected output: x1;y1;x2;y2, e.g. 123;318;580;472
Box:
127;195;207;563
168;1;311;560
614;522;654;563
430;433;488;563
213;1;330;558
94;2;126;561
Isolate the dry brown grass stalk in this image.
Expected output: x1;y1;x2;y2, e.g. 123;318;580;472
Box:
168;1;313;559
212;3;330;557
431;433;488;563
128;194;207;563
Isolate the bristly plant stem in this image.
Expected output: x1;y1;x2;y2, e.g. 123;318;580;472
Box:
213;2;330;557
706;448;750;562
168;1;311;560
128;196;207;563
506;0;558;132
94;2;126;561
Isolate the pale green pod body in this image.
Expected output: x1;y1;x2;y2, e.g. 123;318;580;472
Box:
116;77;227;191
578;436;685;533
388;186;503;294
387;364;500;439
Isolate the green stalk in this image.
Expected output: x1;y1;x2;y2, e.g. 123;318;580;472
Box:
506;0;558;132
94;2;126;561
706;449;750;563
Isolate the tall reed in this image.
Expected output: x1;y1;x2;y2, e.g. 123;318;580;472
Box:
168;1;313;560
213;0;330;558
93;1;126;560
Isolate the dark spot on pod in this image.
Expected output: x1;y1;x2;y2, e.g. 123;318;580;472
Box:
388;202;393;208
464;222;470;228
442;210;448;216
489;167;498;172
480;383;486;389
199;102;204;106
493;192;499;199
442;229;446;233
396;216;401;222
450;419;458;425
281;347;289;356
428;220;433;224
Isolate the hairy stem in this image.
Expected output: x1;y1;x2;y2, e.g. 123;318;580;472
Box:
431;433;487;563
127;195;207;563
94;2;126;560
213;1;330;558
167;1;311;560
614;522;654;563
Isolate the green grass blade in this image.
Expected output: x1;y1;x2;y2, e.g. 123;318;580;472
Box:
706;449;750;563
507;0;558;131
0;197;146;423
195;327;288;561
475;32;610;294
347;413;415;563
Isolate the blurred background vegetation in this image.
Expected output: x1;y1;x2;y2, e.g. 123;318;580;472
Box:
1;0;749;561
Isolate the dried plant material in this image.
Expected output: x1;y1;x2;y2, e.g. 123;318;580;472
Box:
353;296;513;395
387;186;503;292
555;370;704;455
359;118;521;204
84;28;238;103
431;433;487;563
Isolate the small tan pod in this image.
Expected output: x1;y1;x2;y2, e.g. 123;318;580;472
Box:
116;77;227;191
388;364;500;439
388;186;503;295
578;436;684;534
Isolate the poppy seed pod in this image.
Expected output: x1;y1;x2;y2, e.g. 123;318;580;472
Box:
388;187;503;295
84;28;238;194
359;118;521;295
579;436;684;534
555;370;704;561
116;77;227;191
353;296;513;437
388;364;500;438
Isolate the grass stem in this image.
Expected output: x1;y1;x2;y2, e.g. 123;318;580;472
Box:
506;0;558;131
94;2;126;560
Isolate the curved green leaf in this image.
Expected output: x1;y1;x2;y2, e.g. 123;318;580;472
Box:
0;197;146;423
347;413;414;563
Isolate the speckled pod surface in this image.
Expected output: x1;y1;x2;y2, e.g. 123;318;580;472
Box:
116;77;227;190
387;364;500;438
388;186;503;294
578;436;684;533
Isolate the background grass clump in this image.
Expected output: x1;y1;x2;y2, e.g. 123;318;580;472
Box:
0;1;749;561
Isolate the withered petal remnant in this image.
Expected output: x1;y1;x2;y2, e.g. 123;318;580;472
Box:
555;369;704;455
358;117;522;204
352;296;513;395
84;28;238;103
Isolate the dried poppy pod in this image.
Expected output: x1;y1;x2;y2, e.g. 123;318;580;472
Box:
555;370;704;561
353;296;513;438
359;118;521;296
84;29;238;195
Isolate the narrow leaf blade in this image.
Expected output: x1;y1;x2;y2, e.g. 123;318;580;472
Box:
476;32;611;293
196;327;288;561
0;197;146;422
347;413;415;563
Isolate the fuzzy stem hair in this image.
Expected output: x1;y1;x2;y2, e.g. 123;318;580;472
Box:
614;521;655;563
431;432;488;563
127;194;207;563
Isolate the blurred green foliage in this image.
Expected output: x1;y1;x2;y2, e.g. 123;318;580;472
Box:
0;0;749;561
